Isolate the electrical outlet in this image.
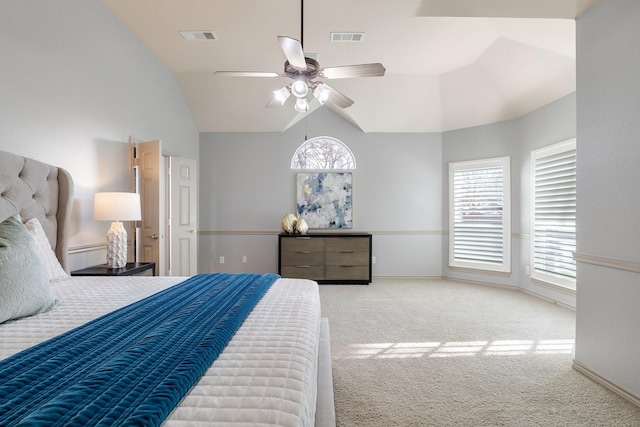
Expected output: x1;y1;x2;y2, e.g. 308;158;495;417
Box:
219;256;225;264
372;256;376;264
242;256;247;264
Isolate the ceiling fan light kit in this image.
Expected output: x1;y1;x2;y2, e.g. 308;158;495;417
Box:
214;0;385;112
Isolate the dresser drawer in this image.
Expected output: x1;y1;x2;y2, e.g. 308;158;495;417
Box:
281;236;326;252
325;250;368;266
325;237;369;253
281;265;325;281
280;250;325;266
326;265;370;281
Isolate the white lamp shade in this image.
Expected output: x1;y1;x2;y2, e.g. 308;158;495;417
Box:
313;85;330;105
94;192;142;221
294;97;309;112
273;86;291;105
291;80;308;98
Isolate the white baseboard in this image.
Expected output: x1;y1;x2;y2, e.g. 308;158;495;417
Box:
440;275;518;291
519;287;576;311
572;360;640;408
372;275;443;281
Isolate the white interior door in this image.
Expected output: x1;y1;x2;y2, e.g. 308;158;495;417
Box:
169;156;198;276
136;140;164;274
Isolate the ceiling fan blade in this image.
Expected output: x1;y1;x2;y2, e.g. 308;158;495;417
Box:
321;63;386;79
321;83;355;108
277;36;307;70
214;71;279;78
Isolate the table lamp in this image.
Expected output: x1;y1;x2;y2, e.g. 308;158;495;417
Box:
94;192;142;268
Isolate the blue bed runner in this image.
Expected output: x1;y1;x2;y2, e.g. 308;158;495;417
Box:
0;272;279;426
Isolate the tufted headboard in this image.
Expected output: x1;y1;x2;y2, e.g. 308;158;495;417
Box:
0;150;74;272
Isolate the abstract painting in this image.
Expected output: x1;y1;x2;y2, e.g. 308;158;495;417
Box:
296;172;352;229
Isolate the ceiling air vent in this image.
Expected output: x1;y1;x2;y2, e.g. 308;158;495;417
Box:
331;32;364;42
179;31;217;41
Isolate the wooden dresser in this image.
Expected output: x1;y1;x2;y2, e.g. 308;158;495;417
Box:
278;233;372;284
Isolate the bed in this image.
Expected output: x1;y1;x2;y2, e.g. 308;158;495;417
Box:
0;150;335;426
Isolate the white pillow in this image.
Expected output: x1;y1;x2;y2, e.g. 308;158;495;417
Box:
0;216;59;323
24;218;69;281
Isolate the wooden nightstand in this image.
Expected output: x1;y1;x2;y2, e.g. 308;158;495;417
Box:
71;262;156;277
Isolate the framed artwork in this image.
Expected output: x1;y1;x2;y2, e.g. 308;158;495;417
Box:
296;172;352;229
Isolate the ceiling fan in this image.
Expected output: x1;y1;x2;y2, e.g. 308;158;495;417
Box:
214;1;385;112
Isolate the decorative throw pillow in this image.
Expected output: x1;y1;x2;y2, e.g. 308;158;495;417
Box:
0;216;59;323
24;218;69;281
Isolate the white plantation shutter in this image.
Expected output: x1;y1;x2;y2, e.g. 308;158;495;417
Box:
531;140;576;289
449;157;511;273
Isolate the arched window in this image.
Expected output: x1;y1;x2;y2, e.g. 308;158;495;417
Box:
291;136;356;169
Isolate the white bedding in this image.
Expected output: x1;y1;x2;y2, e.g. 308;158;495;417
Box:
0;276;321;426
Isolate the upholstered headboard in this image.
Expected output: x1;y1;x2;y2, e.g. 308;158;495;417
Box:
0;150;74;272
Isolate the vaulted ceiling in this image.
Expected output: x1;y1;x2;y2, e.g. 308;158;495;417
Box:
101;0;598;133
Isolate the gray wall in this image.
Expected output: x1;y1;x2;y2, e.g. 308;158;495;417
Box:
575;0;640;399
441;93;576;305
199;91;576;301
199;107;443;276
0;0;199;269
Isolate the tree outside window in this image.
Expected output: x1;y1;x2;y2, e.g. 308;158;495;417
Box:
291;137;356;169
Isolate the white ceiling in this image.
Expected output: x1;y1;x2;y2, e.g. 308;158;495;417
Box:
101;0;598;133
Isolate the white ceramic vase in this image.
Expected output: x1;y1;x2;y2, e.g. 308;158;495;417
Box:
295;218;309;235
281;213;297;234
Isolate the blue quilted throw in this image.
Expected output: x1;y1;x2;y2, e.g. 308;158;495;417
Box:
0;273;279;426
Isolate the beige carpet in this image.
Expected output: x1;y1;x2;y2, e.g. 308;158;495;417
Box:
319;278;640;426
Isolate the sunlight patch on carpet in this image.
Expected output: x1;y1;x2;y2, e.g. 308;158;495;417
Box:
339;339;574;359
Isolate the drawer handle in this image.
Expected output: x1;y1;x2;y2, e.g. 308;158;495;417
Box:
296;237;311;240
295;265;311;268
340;251;355;254
339;265;355;268
296;250;312;254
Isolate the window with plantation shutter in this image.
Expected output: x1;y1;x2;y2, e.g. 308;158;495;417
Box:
449;157;511;273
531;139;576;290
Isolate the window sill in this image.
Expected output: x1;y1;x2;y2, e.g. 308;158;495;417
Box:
448;265;511;277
